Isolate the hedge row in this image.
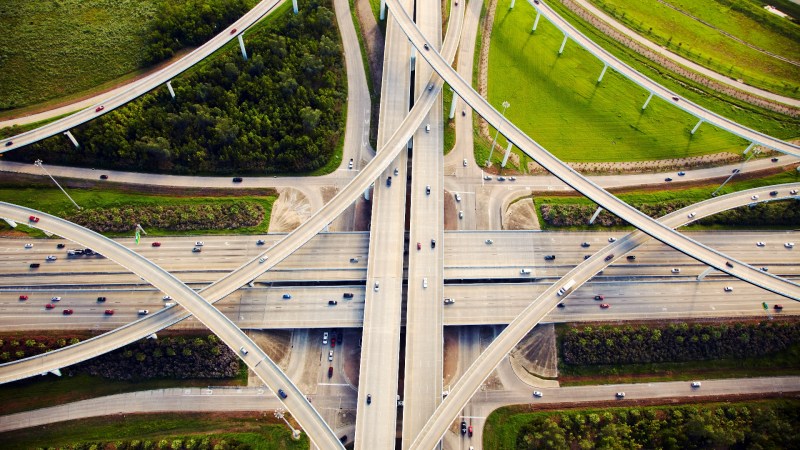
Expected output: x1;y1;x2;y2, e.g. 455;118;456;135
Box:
560;321;800;366
39;436;251;450
0;335;82;362
64;201;265;233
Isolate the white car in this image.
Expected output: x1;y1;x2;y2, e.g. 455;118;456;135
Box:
328;350;334;361
322;332;329;345
455;193;461;202
756;242;765;247
163;295;172;300
164;302;176;307
423;278;428;288
24;243;33;248
483;175;492;181
51;296;62;302
458;210;463;219
374;281;380;291
691;381;701;388
194;241;204;247
608;237;616;242
724;287;733;292
790;189;798;195
786;242;795;248
533;391;543;398
671;268;681;274
687;212;696;218
509;176;516;181
46;255;57;261
259;257;268;263
463;159;468;167
751;195;759;200
348;158;353;169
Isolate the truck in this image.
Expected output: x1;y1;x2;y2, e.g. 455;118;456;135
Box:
557;279;576;296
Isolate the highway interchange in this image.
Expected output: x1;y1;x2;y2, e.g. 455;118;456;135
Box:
1;0;799;448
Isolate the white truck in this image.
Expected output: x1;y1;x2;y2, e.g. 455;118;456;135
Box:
557;279;576;296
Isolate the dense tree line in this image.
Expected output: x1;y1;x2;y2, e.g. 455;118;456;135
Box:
47;436;252;450
65;201;265;233
539;200;800;228
560;321;800;366
10;0;346;175
513;401;799;450
143;0;253;65
65;334;239;380
0;335;82;362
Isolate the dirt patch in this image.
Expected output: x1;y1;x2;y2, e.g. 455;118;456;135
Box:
503;197;538;230
443;327;459;386
355;0;384;146
342;328;363;388
354;197;372;231
509;324;558;379
320;186;339;204
444;190;457;230
245;330;292;387
268;188;313;232
481;326;505;390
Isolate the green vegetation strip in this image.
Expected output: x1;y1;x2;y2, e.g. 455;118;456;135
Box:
484;399;800;450
0;185;276;237
2;413;307;450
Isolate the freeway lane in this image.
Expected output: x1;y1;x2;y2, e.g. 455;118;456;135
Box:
0;203;344;449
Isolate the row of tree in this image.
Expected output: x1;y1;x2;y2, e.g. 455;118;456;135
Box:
65;201;265;233
513;401;799;450
9;0;346;175
0;335;82;361
560;321;800;366
539;199;799;228
47;436;252;450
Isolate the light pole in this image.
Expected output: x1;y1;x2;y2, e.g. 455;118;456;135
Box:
274;408;302;440
34;159;81;210
486;101;510;167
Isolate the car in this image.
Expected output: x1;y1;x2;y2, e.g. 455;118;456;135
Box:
772;157;779;162
57;243;65;249
164;302;176;307
18;294;28;301
533;391;543;397
259;257;268;263
51;296;62;302
608;237;616;243
282;293;292;299
425;124;430;133
444;298;455;305
84;248;95;256
349;257;359;263
322;332;329;344
374;281;380;291
463;158;468;167
671;268;681;273
756;242;765;247
616;392;626;398
97;296;107;302
498;176;506;181
367;394;372;404
328;350;334;361
688;212;696;218
458;210;463;219
151;242;161;247
751;195;759;200
774;304;783;311
46;255;57;261
761;267;769;272
461;111;466;117
100;174;109;180
544;255;556;261
770;191;778;196
431;239;436;248
626;255;636;261
45;303;55;310
104;309;114;315
348;158;354;169
594;295;604;301
665;177;673;182
556;302;565;308
394;167;399;176
331;336;336;348
192;247;202;253
785;242;795;248
604;254;614;262
461;421;467;435
328;300;338;306
485;239;493;245
232;177;243;182
455;193;461;202
328;366;334;378
95;105;104;113
4;141;12;146
423;43;429;50
29;215;40;223
256;239;265;245
278;389;288;399
62;309;74;315
671;96;679;101
29;263;40;268
194;241;204;247
732;168;740;174
581;242;591;248
726;261;734;268
600;303;610;309
483;175;492;181
386;176;392;186
678;171;686;176
534;0;540;4
230;28;238;35
584;255;591;260
239;346;248;355
468;425;473;437
343;292;354;298
724;287;733;292
138;309;149;315
691;381;701;388
790;190;797;195
24;243;33;249
163;295;172;300
426;185;431;195
509;176;516;181
427;83;434;91
416;242;422;250
423;278;428;288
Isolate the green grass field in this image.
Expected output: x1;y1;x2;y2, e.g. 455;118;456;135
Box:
0;0;160;111
2;412;307;450
487;0;756;163
588;0;800;98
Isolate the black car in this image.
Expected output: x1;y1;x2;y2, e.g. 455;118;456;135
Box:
386;176;392;187
99;174;109;180
97;296;107;302
584;255;591;260
665;177;673;182
581;242;591;248
232;177;243;182
725;261;734;268
557;302;565;308
367;394;372;404
626;255;636;261
544;255;556;261
343;292;354;298
770;191;778;196
431;239;436;248
56;243;65;249
29;263;40;268
192;247;202;253
732;169;740;173
423;43;429;50
604;254;614;261
771;157;779;162
4;141;12;147
461;421;467;435
328;300;338;306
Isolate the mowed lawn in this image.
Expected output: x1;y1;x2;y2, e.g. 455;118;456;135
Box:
487;0;752;163
588;0;800;99
0;0;162;111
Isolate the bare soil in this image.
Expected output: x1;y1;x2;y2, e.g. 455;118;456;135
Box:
245;330;292;387
443;190;457;230
355;0;384;145
503;197;538;230
509;324;558;378
268;188;313;232
443;327;459;386
342;328;363;388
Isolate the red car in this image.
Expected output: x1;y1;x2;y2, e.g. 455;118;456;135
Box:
331;338;336;348
62;309;74;315
29;215;40;223
19;295;28;300
104;309;114;315
328;366;333;378
230;28;237;34
95;105;104;113
45;303;55;309
417;242;421;250
594;295;604;301
600;303;611;309
151;242;161;247
468;425;473;437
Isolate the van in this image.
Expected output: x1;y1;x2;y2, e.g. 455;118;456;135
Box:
138;310;149;315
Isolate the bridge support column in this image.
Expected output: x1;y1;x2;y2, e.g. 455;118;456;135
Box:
292;0;298;14
380;0;386;20
588;206;604;225
63;131;79;148
449;90;458;119
641;92;654;110
532;13;541;31
147;333;158;340
742;142;755;155
597;64;608;83
3;219;17;228
690;119;704;135
364;185;372;201
410;46;416;70
501;142;513;167
558;34;568;55
697;267;714;281
510;0;516;8
238;35;248;60
42;369;62;377
166;81;176;99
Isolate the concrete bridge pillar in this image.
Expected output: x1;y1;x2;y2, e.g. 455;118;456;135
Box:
690;119;704;135
64;131;79;148
589;206;604;225
558;34;568;55
641;92;654;110
166;81;176;99
238;35;248;60
597;64;608;83
532;13;541;31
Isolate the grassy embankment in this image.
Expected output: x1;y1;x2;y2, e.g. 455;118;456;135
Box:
587;0;800;99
